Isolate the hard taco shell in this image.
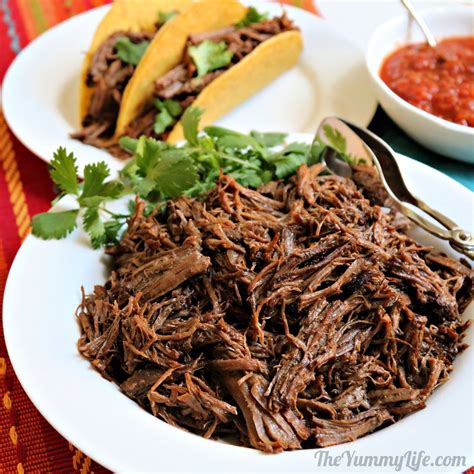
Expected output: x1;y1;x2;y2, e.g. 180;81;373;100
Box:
79;0;193;121
115;0;248;136
168;30;303;143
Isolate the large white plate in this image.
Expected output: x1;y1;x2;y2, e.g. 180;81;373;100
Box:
3;134;473;473
1;1;377;176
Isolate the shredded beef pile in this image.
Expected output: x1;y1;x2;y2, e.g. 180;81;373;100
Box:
72;30;155;147
77;164;472;452
121;14;297;147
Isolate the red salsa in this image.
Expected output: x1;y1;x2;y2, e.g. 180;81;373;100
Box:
380;36;474;127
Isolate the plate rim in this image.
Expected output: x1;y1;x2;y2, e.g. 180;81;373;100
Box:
3;142;473;472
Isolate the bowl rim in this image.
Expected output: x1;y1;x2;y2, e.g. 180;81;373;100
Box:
365;5;474;136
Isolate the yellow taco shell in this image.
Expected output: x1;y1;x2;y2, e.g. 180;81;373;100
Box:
79;0;193;122
115;0;248;136
168;30;304;143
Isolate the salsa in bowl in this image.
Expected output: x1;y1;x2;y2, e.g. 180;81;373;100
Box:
366;6;474;163
380;36;473;128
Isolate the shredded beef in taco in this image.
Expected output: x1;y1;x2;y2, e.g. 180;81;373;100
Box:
72;30;155;146
114;13;298;158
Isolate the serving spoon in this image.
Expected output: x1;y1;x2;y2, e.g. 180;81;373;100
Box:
400;0;437;47
312;117;474;259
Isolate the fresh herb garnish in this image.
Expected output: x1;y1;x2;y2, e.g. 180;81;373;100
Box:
181;107;202;145
322;124;364;165
32;209;80;240
188;40;234;77
32;108;359;248
266;142;309;179
32;149;125;247
49;148;79;195
158;10;177;24
115;37;150;66
121;136;198;200
153;98;183;135
236;7;268;27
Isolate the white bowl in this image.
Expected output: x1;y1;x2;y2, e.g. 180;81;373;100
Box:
366;6;474;164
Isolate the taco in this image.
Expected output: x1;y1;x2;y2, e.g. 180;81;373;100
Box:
111;1;303;157
72;0;193;147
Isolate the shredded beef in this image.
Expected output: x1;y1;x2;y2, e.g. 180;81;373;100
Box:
77;164;472;452
72;30;155;147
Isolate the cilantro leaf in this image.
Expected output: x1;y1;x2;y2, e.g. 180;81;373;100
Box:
267;143;310;179
136;151;198;199
184;165;220;197
154;108;174;135
205;126;257;149
323;124;347;154
237;7;268;27
188;40;233;77
229;168;264;188
204;126;242;138
134;136;166;173
308;137;327;165
81;162;110;198
158;10;177;24
153;99;183;135
321;125;364;165
162;99;183;117
115;37;150;66
250;131;287;147
272;153;306;179
119;136;139;154
79;162;123;207
50;147;79;195
123;136;199;199
83;207;106;248
79;181;123;208
152;154;198;198
104;219;123;245
181;107;202;146
219;135;257;149
32;209;79;239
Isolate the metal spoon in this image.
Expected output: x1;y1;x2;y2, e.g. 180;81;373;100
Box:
312;117;474;259
401;0;437;47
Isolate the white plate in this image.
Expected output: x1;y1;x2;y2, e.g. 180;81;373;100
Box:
3;134;473;473
1;1;377;176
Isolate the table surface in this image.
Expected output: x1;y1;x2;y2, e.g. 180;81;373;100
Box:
0;1;472;473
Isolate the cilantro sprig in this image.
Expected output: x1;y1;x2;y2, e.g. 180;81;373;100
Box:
188;40;234;77
32;108;354;248
321;124;365;165
32;148;126;248
115;37;150;66
236;7;268;27
153;98;183;135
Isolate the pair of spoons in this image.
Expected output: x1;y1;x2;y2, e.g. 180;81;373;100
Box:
312;117;474;259
316;3;472;256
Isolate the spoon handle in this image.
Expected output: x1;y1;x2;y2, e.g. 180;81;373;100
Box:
400;0;437;47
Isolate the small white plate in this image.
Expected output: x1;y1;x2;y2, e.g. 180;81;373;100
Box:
3;134;473;473
2;1;377;176
366;5;474;164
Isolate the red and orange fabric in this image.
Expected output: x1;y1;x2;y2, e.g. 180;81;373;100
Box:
0;1;316;472
0;6;113;473
0;1;472;473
